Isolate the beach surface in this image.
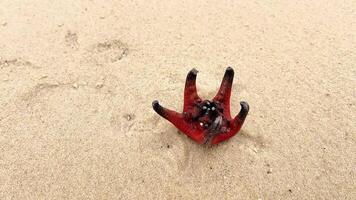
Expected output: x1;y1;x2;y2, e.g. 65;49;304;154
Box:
0;0;355;199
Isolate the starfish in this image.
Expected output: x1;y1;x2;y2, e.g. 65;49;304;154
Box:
152;67;249;145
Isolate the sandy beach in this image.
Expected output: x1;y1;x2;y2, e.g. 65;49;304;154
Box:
0;0;355;199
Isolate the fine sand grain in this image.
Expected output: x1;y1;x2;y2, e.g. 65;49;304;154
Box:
0;0;355;199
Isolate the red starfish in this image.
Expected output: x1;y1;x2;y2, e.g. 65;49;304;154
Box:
152;67;249;145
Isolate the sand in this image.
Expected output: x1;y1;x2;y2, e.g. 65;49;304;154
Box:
0;0;355;199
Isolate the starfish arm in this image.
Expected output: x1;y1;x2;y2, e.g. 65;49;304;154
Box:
152;100;182;123
152;100;205;143
213;67;234;117
183;68;201;112
210;101;249;145
236;101;249;121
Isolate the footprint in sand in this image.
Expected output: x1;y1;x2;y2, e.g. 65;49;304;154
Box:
64;31;79;49
0;57;39;69
85;39;129;66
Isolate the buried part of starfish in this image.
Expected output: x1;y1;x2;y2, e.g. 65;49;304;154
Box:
152;67;249;145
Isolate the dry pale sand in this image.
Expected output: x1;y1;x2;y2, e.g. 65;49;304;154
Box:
0;0;355;199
